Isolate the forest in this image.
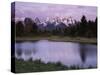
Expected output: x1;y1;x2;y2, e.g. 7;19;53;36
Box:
12;15;97;38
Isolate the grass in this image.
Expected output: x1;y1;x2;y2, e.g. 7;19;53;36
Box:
16;36;97;44
15;59;95;73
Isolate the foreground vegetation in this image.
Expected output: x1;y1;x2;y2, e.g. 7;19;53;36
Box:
15;59;95;73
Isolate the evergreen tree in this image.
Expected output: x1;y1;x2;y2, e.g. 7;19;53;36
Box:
24;17;34;33
79;15;88;36
16;21;24;36
24;17;38;35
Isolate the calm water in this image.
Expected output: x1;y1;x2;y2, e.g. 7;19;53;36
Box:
15;40;97;68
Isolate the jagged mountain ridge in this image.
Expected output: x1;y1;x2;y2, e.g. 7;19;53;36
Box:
34;17;74;31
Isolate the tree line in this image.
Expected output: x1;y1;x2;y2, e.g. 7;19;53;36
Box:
12;15;97;38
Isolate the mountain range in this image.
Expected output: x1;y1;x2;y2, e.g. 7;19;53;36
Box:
34;17;74;32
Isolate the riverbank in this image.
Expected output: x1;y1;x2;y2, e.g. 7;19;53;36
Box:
15;59;95;73
15;36;97;44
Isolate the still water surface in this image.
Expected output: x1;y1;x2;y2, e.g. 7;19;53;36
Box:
15;40;97;68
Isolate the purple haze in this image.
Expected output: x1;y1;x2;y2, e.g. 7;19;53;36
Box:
14;2;97;21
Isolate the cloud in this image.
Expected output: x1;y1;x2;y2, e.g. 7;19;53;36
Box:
14;2;97;21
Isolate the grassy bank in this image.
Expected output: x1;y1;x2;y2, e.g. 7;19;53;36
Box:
15;59;94;73
16;36;97;44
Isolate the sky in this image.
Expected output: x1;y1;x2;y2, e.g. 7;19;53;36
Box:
13;2;97;21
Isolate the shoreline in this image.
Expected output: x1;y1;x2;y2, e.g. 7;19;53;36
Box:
15;36;97;44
